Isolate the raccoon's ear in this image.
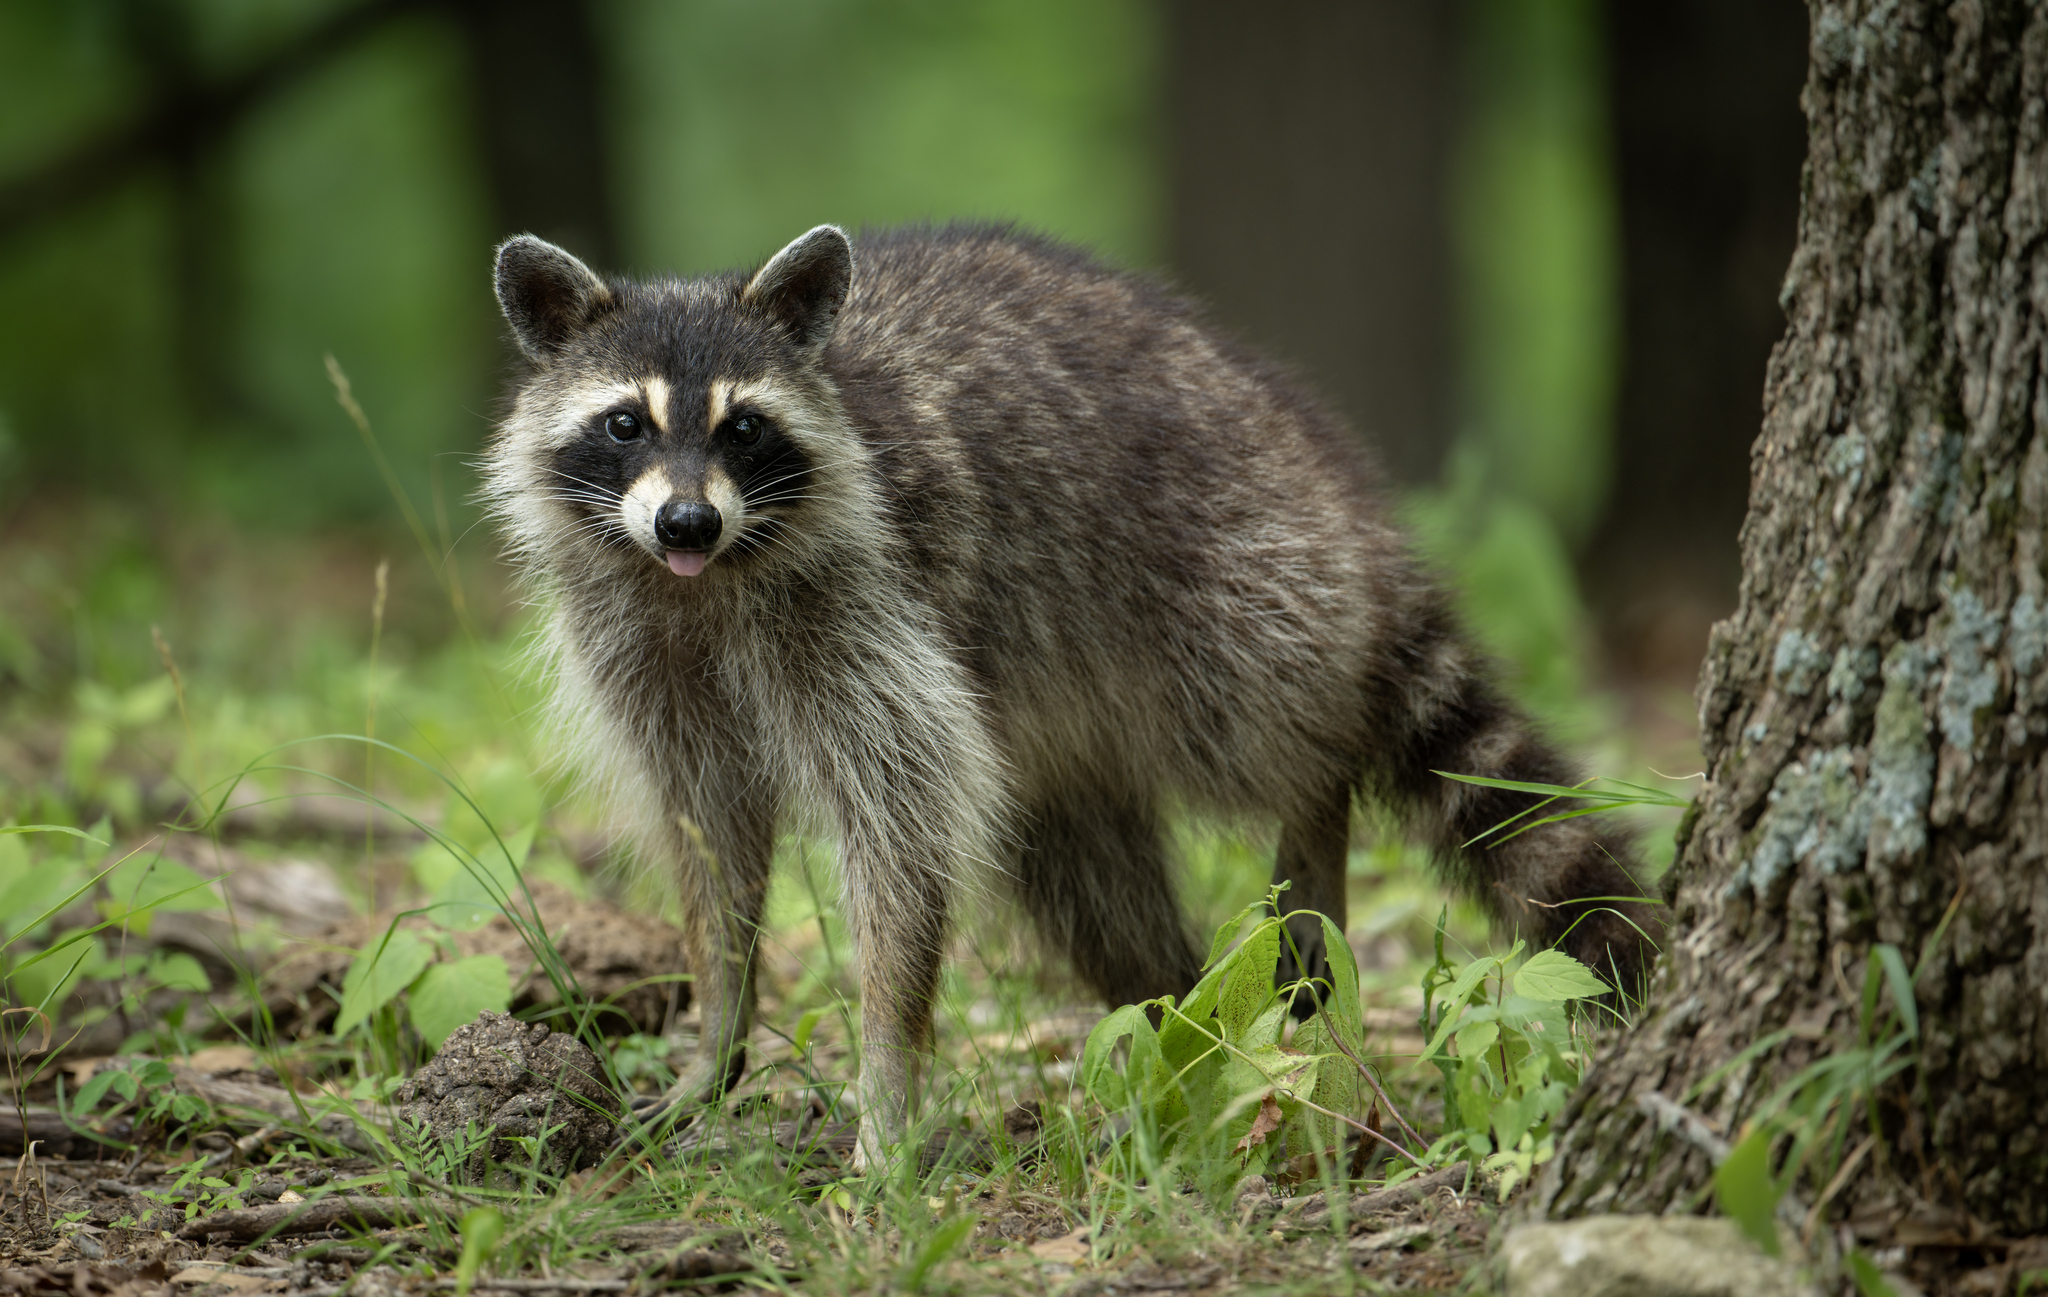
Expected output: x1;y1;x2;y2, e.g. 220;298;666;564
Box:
494;235;616;361
742;225;852;355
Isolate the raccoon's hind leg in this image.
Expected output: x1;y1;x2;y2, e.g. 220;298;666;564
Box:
1270;781;1355;1019
1017;789;1204;1007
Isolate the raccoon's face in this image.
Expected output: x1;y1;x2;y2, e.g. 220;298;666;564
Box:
486;227;858;582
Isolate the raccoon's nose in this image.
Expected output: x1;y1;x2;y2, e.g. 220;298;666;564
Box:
654;500;721;551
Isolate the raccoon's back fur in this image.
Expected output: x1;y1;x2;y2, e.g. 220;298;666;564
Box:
484;223;1662;1166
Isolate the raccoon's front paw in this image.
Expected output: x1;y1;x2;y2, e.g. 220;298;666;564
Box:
612;1049;747;1145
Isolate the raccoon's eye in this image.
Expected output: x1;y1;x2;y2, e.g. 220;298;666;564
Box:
729;414;765;447
605;411;642;443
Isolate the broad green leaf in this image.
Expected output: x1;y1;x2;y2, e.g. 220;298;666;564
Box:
1203;896;1269;969
0;855;125;952
417;824;534;930
792;1007;826;1056
1422;956;1501;1062
1157;966;1223;1071
1455;1019;1500;1061
408;954;512;1048
1081;1003;1152;1110
1713;1127;1783;1258
148;951;211;993
102;855;220;916
74;1067;138;1114
1310;914;1364;1049
455;1207;505;1297
11;933;98;1010
334;928;435;1037
1513;949;1611;1003
1214;919;1280;1041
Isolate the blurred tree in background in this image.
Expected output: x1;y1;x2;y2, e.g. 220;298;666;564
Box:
0;0;1806;709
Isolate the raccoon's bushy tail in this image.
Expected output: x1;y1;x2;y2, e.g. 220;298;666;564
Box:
1370;585;1666;998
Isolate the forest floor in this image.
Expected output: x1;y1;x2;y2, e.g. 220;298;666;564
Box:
0;850;1504;1296
1;508;1707;1295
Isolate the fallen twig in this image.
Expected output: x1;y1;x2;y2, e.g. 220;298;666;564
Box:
179;1193;452;1240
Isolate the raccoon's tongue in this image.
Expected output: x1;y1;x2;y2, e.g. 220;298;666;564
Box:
666;551;707;578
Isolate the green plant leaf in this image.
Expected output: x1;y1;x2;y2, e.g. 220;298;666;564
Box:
148;951;211;993
334;928;435;1037
0;824;108;843
74;1067;138;1114
1081;1003;1152;1111
1871;943;1916;1041
1455;1019;1500;1062
1421;955;1499;1063
1433;770;1690;807
1203;896;1269;969
1713;1127;1783;1258
1846;1247;1901;1297
1512;949;1610;1003
792;1007;826;1056
1213;919;1280;1041
903;1214;974;1292
455;1206;504;1297
408;954;513;1048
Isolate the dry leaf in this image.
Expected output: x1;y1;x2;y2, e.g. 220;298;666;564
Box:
1349;1098;1385;1179
1028;1225;1092;1264
1234;1093;1285;1157
183;1045;260;1074
172;1265;272;1290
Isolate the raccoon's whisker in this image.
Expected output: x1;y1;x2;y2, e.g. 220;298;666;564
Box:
544;468;627;502
538;491;615;510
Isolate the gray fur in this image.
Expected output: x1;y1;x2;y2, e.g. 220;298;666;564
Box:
482;223;1665;1169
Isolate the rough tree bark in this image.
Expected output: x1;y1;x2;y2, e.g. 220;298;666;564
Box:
1538;0;2048;1234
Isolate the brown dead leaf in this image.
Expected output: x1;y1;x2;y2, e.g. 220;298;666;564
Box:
1234;1093;1285;1157
1028;1225;1092;1264
1349;1098;1385;1179
182;1046;259;1075
169;1266;271;1291
563;1160;640;1200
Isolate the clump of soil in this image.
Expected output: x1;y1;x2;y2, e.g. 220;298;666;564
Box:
263;881;688;1038
395;1011;622;1182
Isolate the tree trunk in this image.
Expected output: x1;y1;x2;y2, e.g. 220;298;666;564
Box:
1165;0;1457;486
1583;0;1807;680
1539;0;2048;1237
447;0;619;268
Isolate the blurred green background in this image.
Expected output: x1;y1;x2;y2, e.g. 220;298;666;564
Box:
0;0;1810;839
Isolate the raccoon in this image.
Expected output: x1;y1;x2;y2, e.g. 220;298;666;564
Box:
483;223;1663;1168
